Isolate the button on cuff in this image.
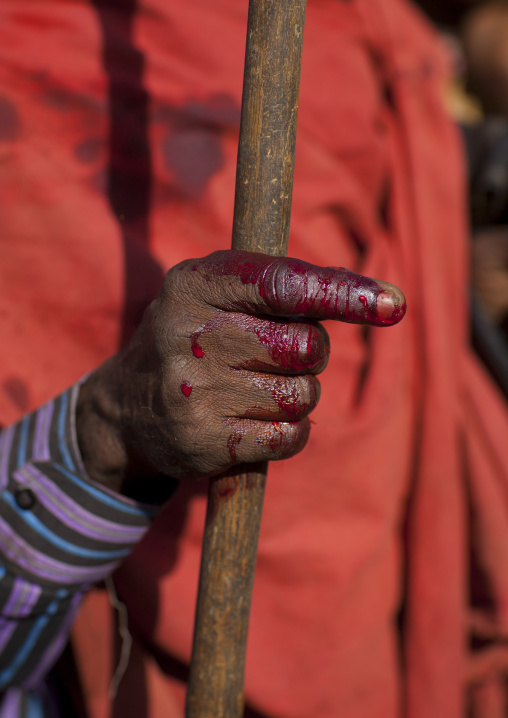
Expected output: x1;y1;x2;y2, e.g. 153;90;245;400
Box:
14;488;36;510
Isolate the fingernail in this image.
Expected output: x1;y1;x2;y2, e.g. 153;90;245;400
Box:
376;290;406;324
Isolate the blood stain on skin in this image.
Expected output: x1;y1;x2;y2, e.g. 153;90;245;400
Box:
272;378;310;421
227;432;243;461
249;372;318;422
191;341;205;358
188;252;406;327
249;319;326;372
191;313;326;373
222;418;247;461
181;381;193;397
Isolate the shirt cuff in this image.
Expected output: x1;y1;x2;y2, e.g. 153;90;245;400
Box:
0;381;160;588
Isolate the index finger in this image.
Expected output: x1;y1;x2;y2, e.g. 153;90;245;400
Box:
185;250;406;327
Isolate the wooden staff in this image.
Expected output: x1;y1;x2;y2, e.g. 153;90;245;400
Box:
186;1;307;716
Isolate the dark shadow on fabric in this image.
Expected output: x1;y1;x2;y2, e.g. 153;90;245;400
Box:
131;639;266;717
49;629;94;718
112;480;203;717
0;95;21;142
378;176;392;232
92;0;164;349
152;93;239;206
354;325;373;406
3;377;30;413
85;6;255;711
114;475;269;717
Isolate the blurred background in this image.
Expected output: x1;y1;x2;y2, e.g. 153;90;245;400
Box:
419;0;508;396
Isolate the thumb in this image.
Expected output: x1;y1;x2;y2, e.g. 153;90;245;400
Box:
188;250;406;327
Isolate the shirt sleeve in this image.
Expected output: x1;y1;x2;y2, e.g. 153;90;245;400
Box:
0;381;161;692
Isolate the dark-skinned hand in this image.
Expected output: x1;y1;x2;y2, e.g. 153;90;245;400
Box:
76;251;406;500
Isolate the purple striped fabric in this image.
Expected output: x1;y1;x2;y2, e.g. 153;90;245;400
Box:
32;402;54;464
2;578;41;620
0;382;162;712
23;591;84;691
66;383;88;475
0;689;22;716
0;516;125;585
13;464;149;543
0;580;41;653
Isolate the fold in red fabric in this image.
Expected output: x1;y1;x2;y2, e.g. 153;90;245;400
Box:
1;0;507;715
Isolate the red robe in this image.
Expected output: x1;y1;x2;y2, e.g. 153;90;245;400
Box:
1;0;507;715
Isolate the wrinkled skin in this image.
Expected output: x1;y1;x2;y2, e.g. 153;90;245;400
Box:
76;251;406;499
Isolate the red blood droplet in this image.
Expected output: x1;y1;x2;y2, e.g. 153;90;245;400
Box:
181;381;193;397
192;343;205;358
359;295;367;306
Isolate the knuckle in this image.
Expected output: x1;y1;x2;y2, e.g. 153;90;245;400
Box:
257;418;310;459
160;263;182;297
288;322;328;373
252;318;328;374
271;374;320;420
265;258;303;313
160;259;202;307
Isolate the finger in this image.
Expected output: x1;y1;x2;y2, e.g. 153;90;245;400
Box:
238;318;329;375
189;313;330;375
219;417;311;465
234;372;321;423
181;250;406;327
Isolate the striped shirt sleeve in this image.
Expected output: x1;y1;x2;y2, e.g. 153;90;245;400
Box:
0;381;161;697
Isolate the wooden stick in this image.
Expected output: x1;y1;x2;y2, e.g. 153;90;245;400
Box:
186;2;307;716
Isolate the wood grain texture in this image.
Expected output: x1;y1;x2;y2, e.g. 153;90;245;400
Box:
233;0;307;257
186;1;307;716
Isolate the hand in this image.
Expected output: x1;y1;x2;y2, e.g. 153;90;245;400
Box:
76;251;406;499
